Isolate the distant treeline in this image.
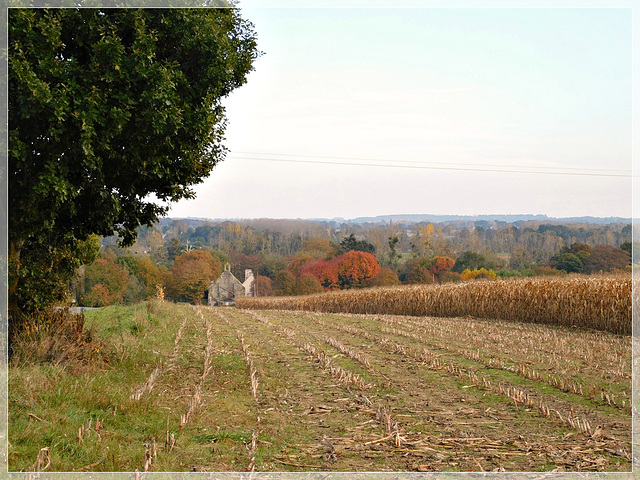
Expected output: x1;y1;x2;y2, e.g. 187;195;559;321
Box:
74;217;634;307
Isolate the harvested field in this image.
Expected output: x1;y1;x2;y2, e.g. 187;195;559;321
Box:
8;301;632;473
238;275;632;335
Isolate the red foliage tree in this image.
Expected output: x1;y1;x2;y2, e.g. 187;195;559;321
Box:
300;258;340;290
287;255;315;277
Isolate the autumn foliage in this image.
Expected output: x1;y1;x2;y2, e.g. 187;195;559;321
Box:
336;250;381;288
293;250;381;291
81;258;129;307
300;258;340;290
166;250;222;303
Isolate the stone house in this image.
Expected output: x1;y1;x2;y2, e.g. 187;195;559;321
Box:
205;264;254;306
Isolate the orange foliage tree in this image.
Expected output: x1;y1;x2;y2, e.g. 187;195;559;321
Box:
167;250;222;303
254;275;273;296
293;250;381;291
428;256;455;278
336;250;381;288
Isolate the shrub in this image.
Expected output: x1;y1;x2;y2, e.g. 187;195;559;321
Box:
439;271;463;283
367;268;401;287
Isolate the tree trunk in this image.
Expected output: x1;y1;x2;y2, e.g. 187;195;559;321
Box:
8;239;23;326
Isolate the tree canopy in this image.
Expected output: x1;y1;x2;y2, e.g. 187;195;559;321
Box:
9;8;259;320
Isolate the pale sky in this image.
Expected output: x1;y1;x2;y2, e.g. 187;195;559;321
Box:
168;6;633;220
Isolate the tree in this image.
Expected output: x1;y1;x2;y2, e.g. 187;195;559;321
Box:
551;243;592;273
254;275;273;297
583;245;630;274
439;271;463;283
336;250;381;288
300;238;336;259
118;254;168;300
509;245;533;270
166;250;222;303
274;270;297;296
81;256;130;306
337;234;376;255
11;234;101;319
387;235;400;269
300;258;340;290
552;253;584;273
295;274;324;295
451;251;488;273
9;8;259;322
427;256;455;278
367;268;401;287
405;265;434;285
287;255;316;277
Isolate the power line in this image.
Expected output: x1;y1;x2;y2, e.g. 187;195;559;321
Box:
228;152;633;178
233;150;629;174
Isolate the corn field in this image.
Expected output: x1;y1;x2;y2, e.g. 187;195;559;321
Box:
238;275;632;335
10;300;631;472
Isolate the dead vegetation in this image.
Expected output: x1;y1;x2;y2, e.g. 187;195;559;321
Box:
238;275;632;334
9;309;106;370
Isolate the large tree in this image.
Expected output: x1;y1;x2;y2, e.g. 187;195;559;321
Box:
166;250;222;304
9;8;259;321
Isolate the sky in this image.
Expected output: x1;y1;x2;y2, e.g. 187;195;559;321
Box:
167;6;633;221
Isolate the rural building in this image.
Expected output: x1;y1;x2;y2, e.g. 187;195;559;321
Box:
205;264;254;306
242;269;255;296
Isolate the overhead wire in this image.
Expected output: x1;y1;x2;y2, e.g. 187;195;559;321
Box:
228;151;633;178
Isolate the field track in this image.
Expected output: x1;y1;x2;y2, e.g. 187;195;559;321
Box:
9;301;632;473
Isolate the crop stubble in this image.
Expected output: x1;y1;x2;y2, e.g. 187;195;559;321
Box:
11;296;631;473
210;307;631;472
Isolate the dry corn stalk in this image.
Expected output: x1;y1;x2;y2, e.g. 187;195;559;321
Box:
30;447;51;472
323;309;630;411
238;276;631;334
325;336;372;370
155;284;165;302
142;438;157;472
165;416;175;452
77;418;103;444
130;360;163;401
236;331;260;401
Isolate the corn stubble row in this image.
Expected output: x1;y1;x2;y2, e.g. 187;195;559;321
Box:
238;276;632;335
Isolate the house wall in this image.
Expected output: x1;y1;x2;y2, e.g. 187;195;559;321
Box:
206;271;246;305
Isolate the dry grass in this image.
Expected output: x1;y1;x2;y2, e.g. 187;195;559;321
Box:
9;309;106;370
238;275;632;335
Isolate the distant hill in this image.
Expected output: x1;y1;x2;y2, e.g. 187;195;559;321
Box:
345;214;631;225
160;214;631;227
